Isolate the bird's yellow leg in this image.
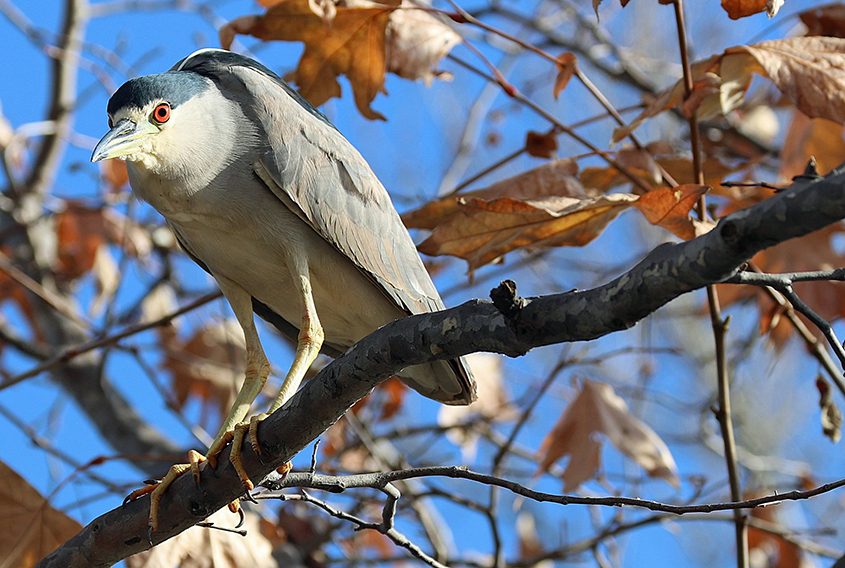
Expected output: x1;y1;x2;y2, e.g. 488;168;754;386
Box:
127;276;270;532
205;275;271;477
241;271;324;472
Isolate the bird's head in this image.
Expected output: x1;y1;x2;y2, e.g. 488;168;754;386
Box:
92;71;243;179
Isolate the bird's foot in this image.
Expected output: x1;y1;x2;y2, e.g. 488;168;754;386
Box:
206;413;268;492
124;449;207;533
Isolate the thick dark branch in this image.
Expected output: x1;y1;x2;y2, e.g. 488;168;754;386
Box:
40;167;845;567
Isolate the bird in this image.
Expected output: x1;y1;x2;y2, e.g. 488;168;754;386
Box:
91;48;476;531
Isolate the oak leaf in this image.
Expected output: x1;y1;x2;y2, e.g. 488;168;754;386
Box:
633;184;709;240
415;190;636;269
406;160;706;268
538;380;679;490
222;0;458;119
55;202;151;283
403;159;582;230
220;0;399;120
614;37;845;142
0;460;82;567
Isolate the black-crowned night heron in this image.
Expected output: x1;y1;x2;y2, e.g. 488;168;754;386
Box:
92;48;476;530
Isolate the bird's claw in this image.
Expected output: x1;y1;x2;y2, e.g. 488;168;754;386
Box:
228;412;268;490
247;413;268;457
123;450;208;533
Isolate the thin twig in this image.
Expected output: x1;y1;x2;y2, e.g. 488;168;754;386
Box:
257;467;845;516
672;1;747;565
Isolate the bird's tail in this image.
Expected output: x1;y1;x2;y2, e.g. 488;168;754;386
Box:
399;357;477;405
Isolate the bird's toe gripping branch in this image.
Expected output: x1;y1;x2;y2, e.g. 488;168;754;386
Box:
124;449;207;533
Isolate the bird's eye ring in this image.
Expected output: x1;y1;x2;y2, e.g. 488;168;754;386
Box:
151;103;171;124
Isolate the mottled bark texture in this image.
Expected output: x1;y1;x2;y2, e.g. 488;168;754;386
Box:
40;166;845;567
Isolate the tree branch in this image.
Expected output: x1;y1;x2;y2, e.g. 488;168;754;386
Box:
40;165;845;567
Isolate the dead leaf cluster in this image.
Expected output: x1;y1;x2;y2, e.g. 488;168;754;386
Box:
404;159;708;268
221;0;459;119
614;37;845;142
54;202;152;316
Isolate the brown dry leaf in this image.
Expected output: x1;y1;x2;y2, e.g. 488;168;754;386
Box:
733;37;845;123
220;0;399;120
553;53;577;99
537;380;679;491
385;1;460;85
403;159;581;230
163;320;246;426
405;160;620;269
55;204;108;281
721;0;783;19
406;159;707;267
126;509;275;568
615;37;845;142
633;184;709;240
816;376;842;442
0;460;82;567
417;191;637;269
801;4;845;37
55;202;151;283
525;130;558;159
439;353;514;458
780;111;845;179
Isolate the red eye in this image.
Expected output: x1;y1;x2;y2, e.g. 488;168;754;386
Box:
152;103;171;124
